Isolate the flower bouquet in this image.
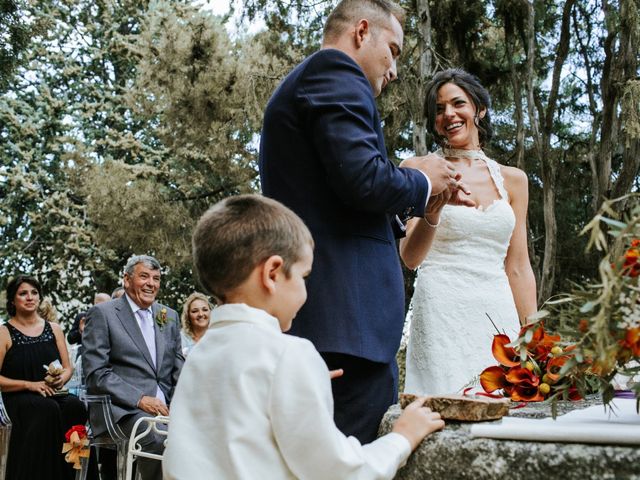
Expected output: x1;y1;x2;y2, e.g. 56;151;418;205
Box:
480;323;586;403
43;359;64;385
480;194;640;411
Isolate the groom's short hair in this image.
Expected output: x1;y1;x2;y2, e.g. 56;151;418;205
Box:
323;0;405;42
192;194;313;302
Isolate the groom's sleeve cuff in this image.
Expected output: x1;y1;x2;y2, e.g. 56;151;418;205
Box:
400;170;431;219
420;171;432;210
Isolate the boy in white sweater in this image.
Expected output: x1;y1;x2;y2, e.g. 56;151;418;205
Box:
163;194;444;479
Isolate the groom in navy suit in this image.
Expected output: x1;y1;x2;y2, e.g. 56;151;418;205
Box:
259;0;467;442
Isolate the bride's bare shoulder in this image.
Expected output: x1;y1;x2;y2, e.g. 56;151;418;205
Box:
499;165;527;184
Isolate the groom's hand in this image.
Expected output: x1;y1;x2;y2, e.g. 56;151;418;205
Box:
399;154;458;196
425;190;451;222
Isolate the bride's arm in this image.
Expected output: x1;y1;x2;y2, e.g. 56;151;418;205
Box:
503;166;537;325
399;192;449;269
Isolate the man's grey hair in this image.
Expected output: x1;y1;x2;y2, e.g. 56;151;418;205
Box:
124;255;161;276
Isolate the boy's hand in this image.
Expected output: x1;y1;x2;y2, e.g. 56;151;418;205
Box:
392;397;444;450
329;369;344;380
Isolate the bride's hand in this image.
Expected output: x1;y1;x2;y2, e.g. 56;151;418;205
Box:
444;168;476;208
447;184;476;207
427;190;450;213
425;190;450;225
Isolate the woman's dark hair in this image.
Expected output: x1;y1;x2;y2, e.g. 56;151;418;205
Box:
6;275;42;317
424;68;493;147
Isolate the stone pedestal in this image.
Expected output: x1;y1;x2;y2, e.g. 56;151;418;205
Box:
378;397;640;480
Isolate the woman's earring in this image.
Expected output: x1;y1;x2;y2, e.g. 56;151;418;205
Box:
474;115;480;127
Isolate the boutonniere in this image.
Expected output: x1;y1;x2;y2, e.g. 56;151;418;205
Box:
155;308;169;329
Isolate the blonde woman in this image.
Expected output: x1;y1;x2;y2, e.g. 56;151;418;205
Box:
37;297;58;323
180;292;213;356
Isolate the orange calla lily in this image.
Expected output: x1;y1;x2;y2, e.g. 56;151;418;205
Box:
568;387;582;401
480;366;510;393
623;242;640;277
522;324;561;361
620;327;640;357
545;356;567;382
511;384;545;402
505;367;540;387
491;334;520;367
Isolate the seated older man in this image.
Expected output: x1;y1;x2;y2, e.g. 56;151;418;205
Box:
83;255;184;480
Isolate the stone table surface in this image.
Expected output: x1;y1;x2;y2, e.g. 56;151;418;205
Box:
378;396;640;480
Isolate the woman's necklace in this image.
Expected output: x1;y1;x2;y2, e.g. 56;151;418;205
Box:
440;147;489;161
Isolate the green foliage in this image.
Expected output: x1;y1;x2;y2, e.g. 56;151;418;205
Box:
544;194;640;403
0;0;638;329
0;0;273;324
0;0;37;90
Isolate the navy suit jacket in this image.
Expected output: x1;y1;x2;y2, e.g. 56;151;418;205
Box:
259;49;430;363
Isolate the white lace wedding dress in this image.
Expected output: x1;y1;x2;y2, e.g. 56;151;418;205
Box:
404;149;521;395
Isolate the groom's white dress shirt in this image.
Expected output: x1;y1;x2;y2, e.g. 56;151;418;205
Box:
163;303;411;480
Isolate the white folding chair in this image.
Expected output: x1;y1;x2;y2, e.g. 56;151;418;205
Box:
125;415;170;480
0;392;12;479
77;394;129;480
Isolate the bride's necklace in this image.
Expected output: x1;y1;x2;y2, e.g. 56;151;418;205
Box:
440;147;489;161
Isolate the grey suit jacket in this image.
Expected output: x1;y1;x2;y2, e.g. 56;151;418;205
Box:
82;295;184;435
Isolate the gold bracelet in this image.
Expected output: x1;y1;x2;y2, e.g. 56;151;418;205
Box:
424;216;440;228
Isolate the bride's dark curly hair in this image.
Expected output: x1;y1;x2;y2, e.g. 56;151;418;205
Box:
424;68;493;148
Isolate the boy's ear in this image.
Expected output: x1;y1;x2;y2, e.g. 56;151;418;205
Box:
261;255;284;294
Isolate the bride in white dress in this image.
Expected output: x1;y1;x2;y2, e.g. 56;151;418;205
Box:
402;69;538;395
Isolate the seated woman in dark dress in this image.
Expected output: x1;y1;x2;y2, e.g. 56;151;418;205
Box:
0;275;88;480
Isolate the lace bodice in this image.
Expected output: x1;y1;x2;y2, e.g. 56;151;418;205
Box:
421;149;515;275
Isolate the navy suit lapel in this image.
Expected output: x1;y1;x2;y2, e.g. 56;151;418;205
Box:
116;297;156;371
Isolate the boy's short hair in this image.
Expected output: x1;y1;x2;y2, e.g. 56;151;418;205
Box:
192;194;313;302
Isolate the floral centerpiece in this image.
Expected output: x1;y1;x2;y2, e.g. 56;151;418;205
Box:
480;194;640;410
